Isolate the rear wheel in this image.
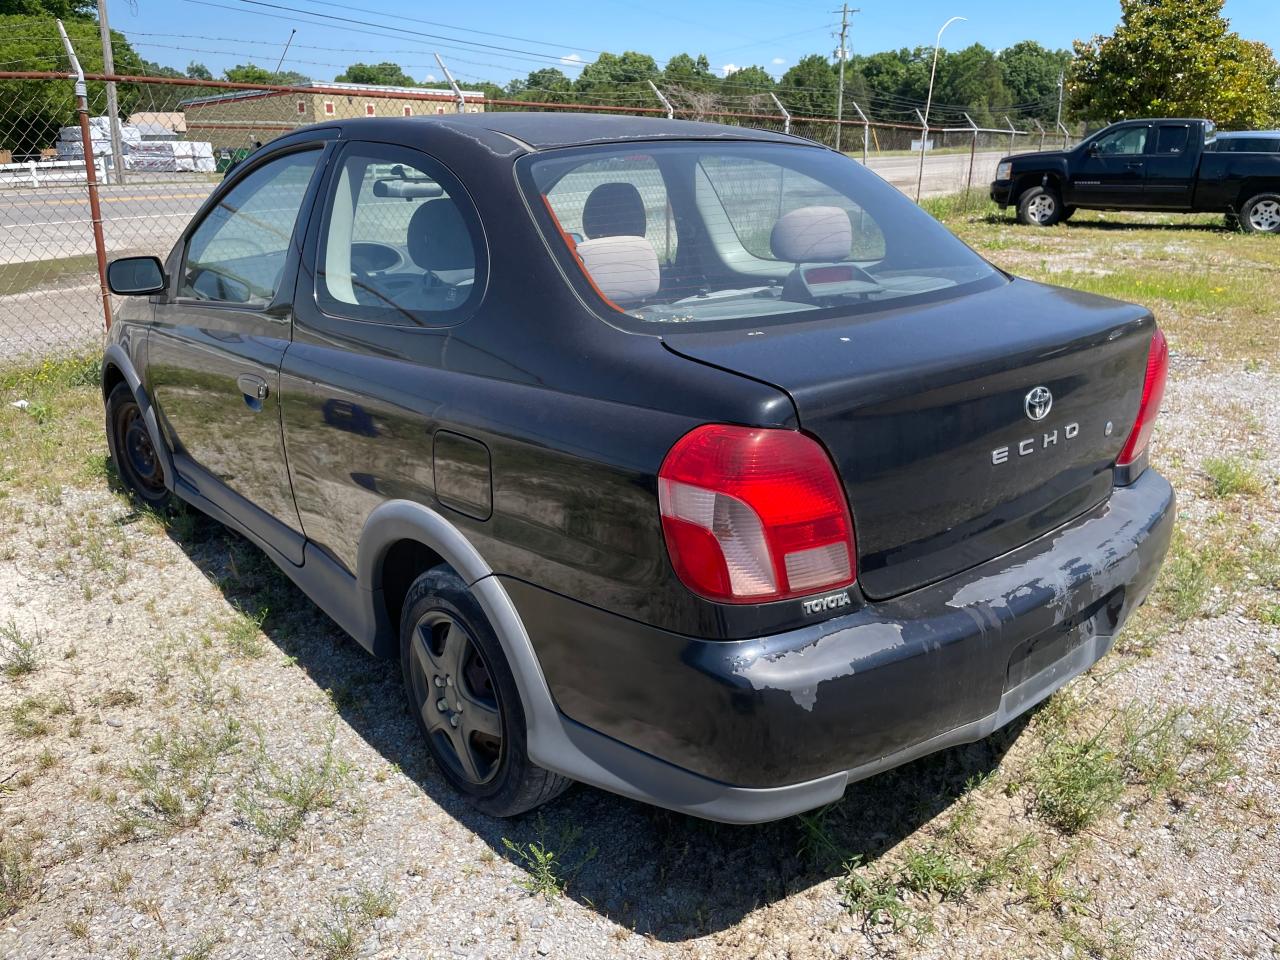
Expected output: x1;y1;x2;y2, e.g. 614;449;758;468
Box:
400;566;570;817
1016;185;1063;226
1239;194;1280;234
105;382;170;508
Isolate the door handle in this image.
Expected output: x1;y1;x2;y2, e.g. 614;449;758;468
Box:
1126;161;1144;168
236;374;269;410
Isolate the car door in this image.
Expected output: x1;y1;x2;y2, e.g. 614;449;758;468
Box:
280;139;492;574
1143;122;1197;209
148;141;331;564
1070;124;1150;206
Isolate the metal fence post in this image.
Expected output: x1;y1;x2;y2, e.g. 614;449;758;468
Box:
769;92;790;135
1057;119;1071;150
57;20;112;335
914;107;928;202
963;112;978;191
648;81;674;120
1004;115;1016;153
434;54;467;113
1033;119;1045;152
849;100;869;165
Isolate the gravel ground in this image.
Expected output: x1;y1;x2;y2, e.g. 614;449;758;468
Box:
1;225;1278;959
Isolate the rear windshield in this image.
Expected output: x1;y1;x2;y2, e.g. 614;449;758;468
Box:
518;141;1003;331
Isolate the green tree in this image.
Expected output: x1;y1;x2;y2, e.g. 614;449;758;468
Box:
574;51;659;98
663;53;717;92
140;58;185;79
778;54;837;118
0;14;144;155
223;63;310;86
999;41;1071;120
334;61;416;87
1070;0;1280;128
938;44;1009;126
512;67;572;102
0;0;93;16
186;61;213;81
720;64;774;97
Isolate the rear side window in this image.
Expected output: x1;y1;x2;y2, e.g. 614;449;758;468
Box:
544;154;676;263
1155;125;1190;155
521;141;1001;331
181;149;320;305
1212;137;1280;153
316;143;483;326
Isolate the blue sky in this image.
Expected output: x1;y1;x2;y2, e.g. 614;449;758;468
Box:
116;0;1280;88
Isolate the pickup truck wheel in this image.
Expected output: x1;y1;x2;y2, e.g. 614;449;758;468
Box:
1241;194;1280;234
1016;186;1063;226
105;382;170;508
400;566;571;817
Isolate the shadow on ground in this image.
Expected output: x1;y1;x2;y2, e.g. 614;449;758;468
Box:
132;494;1027;942
984;212;1235;234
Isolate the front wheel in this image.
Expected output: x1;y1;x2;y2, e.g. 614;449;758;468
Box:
1239;194;1280;234
105;382;170;508
1016;185;1063;226
400;566;571;817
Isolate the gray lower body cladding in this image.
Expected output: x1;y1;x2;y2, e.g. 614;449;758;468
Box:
508;469;1174;819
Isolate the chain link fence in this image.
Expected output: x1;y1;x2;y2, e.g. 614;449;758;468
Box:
0;71;1078;366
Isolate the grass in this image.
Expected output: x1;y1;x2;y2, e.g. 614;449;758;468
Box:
1201;456;1264;498
0;254;102;297
236;722;352;845
122;717;243;833
0;838;38;918
306;886;398;960
9;693;72;738
1029;730;1126;834
0;618;41;677
502;816;598;900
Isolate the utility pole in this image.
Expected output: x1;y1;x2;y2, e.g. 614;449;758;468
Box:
1055;70;1064;131
833;4;858;153
96;0;125;184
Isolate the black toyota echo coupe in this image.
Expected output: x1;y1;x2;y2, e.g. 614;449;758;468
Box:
101;113;1174;823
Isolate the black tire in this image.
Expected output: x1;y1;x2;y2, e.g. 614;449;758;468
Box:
1238;194;1280;234
1224;211;1241;232
400;566;571;817
105;382;170;508
1016;185;1063;226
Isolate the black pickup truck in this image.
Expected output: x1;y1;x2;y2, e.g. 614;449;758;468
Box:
991;118;1280;232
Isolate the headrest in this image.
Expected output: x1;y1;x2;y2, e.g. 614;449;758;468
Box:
582;182;647;238
407;199;474;272
770;206;852;263
575;236;659;305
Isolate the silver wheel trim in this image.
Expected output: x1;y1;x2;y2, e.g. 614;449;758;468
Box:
1027;193;1056;223
1248;200;1280;232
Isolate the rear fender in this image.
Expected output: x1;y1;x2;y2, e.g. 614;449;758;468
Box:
102;343;175;494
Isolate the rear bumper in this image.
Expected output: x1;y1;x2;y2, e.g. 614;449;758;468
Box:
510;469;1175;823
991;179;1014;206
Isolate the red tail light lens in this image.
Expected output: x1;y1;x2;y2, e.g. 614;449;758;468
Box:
657;425;856;604
1117;328;1169;468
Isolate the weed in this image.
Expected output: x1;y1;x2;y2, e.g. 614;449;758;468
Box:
221;605;267;659
305;886;396;960
236;723;352;845
0;618;40;678
837;855;932;936
123;717;242;832
9;694;72;738
1030;730;1125;833
502;815;597;899
0;839;38;918
1202;456;1264;498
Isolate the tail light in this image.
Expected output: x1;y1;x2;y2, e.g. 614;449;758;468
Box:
1116;328;1169;468
657;424;856;604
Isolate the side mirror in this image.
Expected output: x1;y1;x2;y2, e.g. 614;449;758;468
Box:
1086;142;1100;156
107;256;166;296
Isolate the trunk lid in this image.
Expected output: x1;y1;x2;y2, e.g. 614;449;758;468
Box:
661;278;1155;599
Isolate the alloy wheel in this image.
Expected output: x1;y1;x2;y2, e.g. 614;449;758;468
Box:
410;610;504;786
1027;193;1056;224
1248;199;1280;233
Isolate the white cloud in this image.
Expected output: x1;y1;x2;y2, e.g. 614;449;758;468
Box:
720;63;740;76
771;57;786;65
423;73;438;83
560;53;583;66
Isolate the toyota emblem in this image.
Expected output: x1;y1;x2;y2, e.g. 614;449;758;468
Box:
1024;386;1053;421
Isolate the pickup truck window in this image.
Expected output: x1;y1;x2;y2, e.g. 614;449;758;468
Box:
522;141;1002;331
1094;125;1149;156
1154;125;1190;155
1211;136;1280;154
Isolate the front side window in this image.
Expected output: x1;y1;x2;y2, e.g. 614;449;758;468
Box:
181;149;320;304
521;141;1001;330
316;144;483;326
1092;125;1149;156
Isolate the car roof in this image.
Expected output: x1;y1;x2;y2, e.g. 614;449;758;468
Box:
339;112;813;151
